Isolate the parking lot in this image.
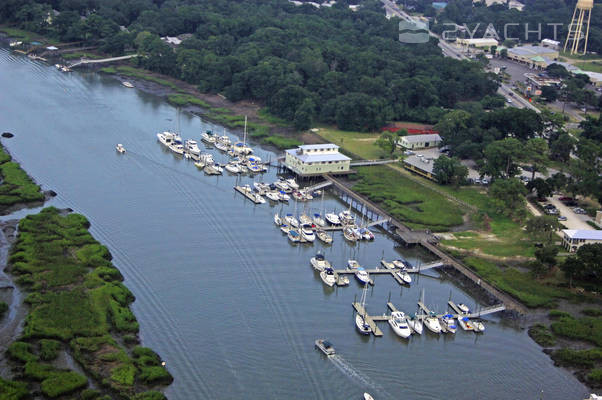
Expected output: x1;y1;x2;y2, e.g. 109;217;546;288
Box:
544;196;594;230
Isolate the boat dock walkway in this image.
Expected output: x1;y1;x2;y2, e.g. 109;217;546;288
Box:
304;180;333;192
448;301;506;318
352;302;384;336
68;54;138;68
349;159;399;167
234;186;263;204
333;260;443;286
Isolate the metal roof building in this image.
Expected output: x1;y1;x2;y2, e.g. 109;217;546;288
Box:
398;134;442;150
562;229;602;252
284;144;351;177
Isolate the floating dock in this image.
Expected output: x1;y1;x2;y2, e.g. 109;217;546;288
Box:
233;186;264;204
333;260;444;286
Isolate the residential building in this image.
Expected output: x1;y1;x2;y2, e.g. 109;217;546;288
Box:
284;144;351;176
561;229;602;252
397;134;442;150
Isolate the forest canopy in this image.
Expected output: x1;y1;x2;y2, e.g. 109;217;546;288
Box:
1;0;499;130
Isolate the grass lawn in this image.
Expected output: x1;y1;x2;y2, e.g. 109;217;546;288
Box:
100;65;180;91
576;61;602;73
316;126;392;160
352;166;465;231
0;25;59;44
62;52;104;60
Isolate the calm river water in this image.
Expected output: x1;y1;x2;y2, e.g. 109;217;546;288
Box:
0;47;589;400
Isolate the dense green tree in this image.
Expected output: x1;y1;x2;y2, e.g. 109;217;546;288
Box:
481;138;525;179
527;178;553;200
540;86;558;102
561;244;602;285
489;178;528;219
432;155;468;186
374;131;399;155
526;215;559;244
524;138;549;181
549;132;574;163
293;98;316;131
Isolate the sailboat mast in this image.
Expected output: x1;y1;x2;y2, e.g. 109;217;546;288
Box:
243;115;247;146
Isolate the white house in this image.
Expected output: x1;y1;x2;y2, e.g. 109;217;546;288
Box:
284;144;351;176
397;134;442;150
562;229;602;252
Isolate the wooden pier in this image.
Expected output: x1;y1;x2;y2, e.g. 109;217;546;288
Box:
352;302;384;336
333;259;445;286
448;300;506;318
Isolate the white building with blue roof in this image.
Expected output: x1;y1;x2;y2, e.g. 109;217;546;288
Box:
562;229;602;252
284;144;351;176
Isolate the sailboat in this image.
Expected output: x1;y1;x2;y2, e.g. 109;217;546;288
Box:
355;284;372;335
313;191;326;227
232;116;253;155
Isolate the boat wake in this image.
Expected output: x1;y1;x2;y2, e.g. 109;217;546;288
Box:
329;355;393;399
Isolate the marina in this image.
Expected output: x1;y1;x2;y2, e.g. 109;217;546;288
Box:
0;48;590;400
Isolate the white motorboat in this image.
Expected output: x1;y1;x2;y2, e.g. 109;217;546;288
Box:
355;313;371;335
122;81;134;88
392;259;411;269
440;314;457;334
315;339;335;356
347;260;361;269
325;212;341;225
406;314;423;335
274;213;282;226
300;224;316;242
316;230;333;244
354;267;370;285
320;267;336;287
380;260;395;269
288;229;301;243
278;191;290;202
232;141;253;155
204;164;222;175
253;182;270;194
218;135;231;145
395;270;412;285
299;214;312;225
457;303;470;314
266;191;280;202
339;209;355;225
185;139;201;155
336;275;350;286
274;180;291;192
312;213;326;227
157;131;180;147
343;226;359;242
225;162;241;174
194;160;206;169
215;141;229;152
169;143;185;155
457;316;474;331
201;130;216;143
116;144;126;153
473;320;485;333
388;311;412;338
310;253;331;271
285;178;299;190
284;213;299;228
359;228;375;241
364;393;374;400
280;224;291;234
424;312;442;334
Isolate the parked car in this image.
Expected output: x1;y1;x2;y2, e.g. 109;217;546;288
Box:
559;196;574;202
481;178;490;185
558;216;567;221
573;207;587;214
474;178;482;185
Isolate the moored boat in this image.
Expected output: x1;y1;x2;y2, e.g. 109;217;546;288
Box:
355;313;371;335
388;311;412;339
274;213;282;226
354;267;370;285
458;303;470;314
201;130;216;143
395;269;412;285
310;253;331;271
122;81;134;88
288;229;301;243
300;223;315;242
440;314;457;334
266;191;280;202
225;162;241;174
347;260;361;269
424;312;442;334
278;191;290;202
407;314;423;335
320;267;336;287
343;226;359;242
285;178;299;190
185;139;201;155
473;320;485;333
316;230;333;244
457;316;474;331
380;259;395;269
284;213;299;228
325;212;341;225
280;224;291;234
312;213;326;227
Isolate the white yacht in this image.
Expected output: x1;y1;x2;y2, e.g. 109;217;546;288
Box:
312;213;326;227
285;178;299;190
284;213;299;228
407;314;423;335
354;268;370;285
316;230;333;244
364;394;374;400
204;163;222;175
339;209;355;225
355;313;371;335
185;139;201;155
392;259;411;269
325;212;341;225
300;223;315;242
122;81;134;88
310;253;331;271
395;270;412;285
440;314;457;334
218;135;231;145
274;180;291;192
278;191;290;202
424;312;442;334
116;144;126;153
157;131;180;147
253;182;270;194
201;130;216;143
266;191;280;202
457;303;470;314
388;311;412;338
232;141;253;155
225;162;241;174
380;260;395;269
347;260;361;269
457;316;474;331
280;224;291;234
299;214;312;225
473;320;485;333
274;213;282;226
215;141;229;152
343;226;359;242
359;228;375;241
169;143;185;155
320;267;336;287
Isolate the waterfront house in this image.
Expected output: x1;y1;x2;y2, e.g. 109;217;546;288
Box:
561;229;602;252
284;144;351;176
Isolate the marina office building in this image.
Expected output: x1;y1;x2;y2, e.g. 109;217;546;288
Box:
284;144;351;177
561;229;602;252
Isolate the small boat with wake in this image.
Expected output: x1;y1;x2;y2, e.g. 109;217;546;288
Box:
315;339;335;356
116;144;126;153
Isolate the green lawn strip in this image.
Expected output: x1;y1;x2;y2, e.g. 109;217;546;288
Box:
0;145;44;208
6;207;172;397
316;126;390;160
550;314;602;347
61;52;104;60
166;93;211;108
99;65;180;91
528;324;556;347
351;166;464;231
0;25;59;45
261;135;302;149
575;61;602;73
461;256;571;308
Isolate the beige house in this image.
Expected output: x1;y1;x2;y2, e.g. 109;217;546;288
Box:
284;144;351;176
398;134;442;150
561;229;602;252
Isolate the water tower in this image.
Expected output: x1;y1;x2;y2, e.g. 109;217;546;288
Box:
564;0;594;55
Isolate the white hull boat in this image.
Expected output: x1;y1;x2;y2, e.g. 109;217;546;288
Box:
316;230;333;244
116;144;126;153
457;303;470;314
325;213;341;225
407;315;423;335
285;178;299;190
201;131;216;143
339;210;355;225
347;260;361;269
320;268;336;287
299;214;312;226
343;227;359;242
274;213;282;226
310;253;331;271
225;163;241;174
300;224;316;242
395;270;412;285
355;313;372;335
215;141;229;152
441;314;457;334
274;181;291;192
380;260;395;269
315;339;335;356
278;191;290;202
424;314;442;334
169;143;185;155
284;214;299;228
392;259;410;269
185;140;201;155
389;311;412;338
457;316;474;331
266;191;280;202
122;81;134;88
354;268;370;285
288;230;301;243
312;213;326;227
280;224;291;234
364;393;374;400
473;320;485;333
